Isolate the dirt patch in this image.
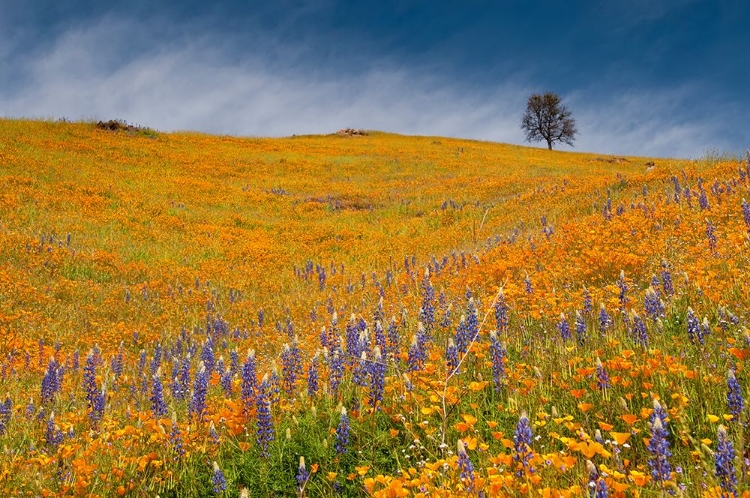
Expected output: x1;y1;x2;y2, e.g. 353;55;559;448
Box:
96;120;157;138
336;128;367;137
593;156;630;164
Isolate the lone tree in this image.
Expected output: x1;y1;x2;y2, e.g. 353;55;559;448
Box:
521;92;577;150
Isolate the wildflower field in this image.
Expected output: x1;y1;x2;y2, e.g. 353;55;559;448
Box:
0;118;748;497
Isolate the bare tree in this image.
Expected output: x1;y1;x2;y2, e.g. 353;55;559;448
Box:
521;92;577;150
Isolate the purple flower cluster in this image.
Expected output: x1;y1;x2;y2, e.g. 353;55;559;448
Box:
727;369;744;420
211;462;227;494
296;456;310;491
256;374;274;457
495;289;509;332
457;440;476;491
648;400;672;484
307;352;320;398
445;339;459;376
0;396;11;435
598;304;612;334
189;363;208;421
489;331;505;393
596;358;610;390
335;406;350;455
643;287;664;321
513;411;534;475
41;357;61;405
660;260;674;296
368;346;386;408
150;371;167;418
575;311;587;345
715;425;737;496
557;313;571;342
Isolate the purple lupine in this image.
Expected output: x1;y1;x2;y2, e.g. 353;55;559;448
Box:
495;289;509;332
329;348;344;396
457;439;476;491
208;421;220;447
631;311;648;348
0;396;11;435
41;357;60;405
586;460;609;498
513;411;534;475
173;354;191;400
582;287;593;315
353;351;369;388
727;369;744;420
211;462;227;494
25;398;34;420
189;363;208;421
706;219;717;253
307;352;320;398
596;358;610;390
45;412;63;450
84;350;104;423
281;340;302;398
407;333;426;372
150;370;167;418
715;425;737;496
699;317;710;344
296;456;310;492
150;342;163;376
445;339;459;376
598;303;612;334
643;287;664;321
489;331;505;393
200;338;215;375
335;406;350;454
241;350;258;414
660;260;674;296
419;269;435;329
557;313;572;342
575;311;587;345
524;273;533;294
686;308;700;344
455;315;471;354
648;400;671;485
368;346;386;408
256;374;274;457
220;367;233;397
672;176;681;203
170;414;185;459
345;315;360;365
742;198;750;233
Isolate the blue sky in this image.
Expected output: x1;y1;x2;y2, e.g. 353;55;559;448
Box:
1;0;747;157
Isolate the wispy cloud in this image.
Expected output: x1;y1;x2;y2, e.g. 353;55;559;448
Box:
0;17;740;158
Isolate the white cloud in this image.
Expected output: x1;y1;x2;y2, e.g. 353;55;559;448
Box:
0;17;737;158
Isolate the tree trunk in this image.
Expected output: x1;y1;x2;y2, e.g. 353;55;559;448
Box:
547;140;552;150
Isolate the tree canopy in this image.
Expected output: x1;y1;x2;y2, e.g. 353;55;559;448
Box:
521;92;577;150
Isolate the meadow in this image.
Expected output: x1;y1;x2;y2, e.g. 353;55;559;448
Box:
0;118;748;497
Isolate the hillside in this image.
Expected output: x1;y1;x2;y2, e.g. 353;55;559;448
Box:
0;119;748;496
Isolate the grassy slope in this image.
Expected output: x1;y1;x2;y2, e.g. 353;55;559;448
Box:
0;119;748;496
